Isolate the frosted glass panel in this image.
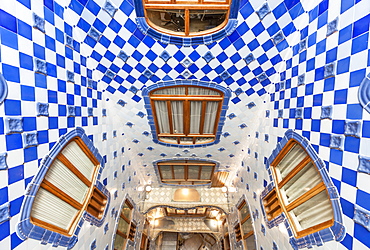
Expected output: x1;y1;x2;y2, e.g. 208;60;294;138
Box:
203;102;219;134
113;234;126;250
62;141;96;180
201;166;213;179
173;166;184;179
160;166;172;179
117;218;129;234
153;87;185;95
281;162;321;204
241;217;253;235
32;188;78;231
190;101;202;134
239;203;250;219
289;190;333;231
171;101;183;133
188;166;200;179
154;101;170;133
188;87;220;96
275;144;306;181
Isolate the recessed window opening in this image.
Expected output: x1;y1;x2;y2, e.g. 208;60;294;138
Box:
113;200;136;250
263;139;334;238
158;160;215;185
150;85;223;145
144;0;230;37
30;137;107;236
236;200;255;249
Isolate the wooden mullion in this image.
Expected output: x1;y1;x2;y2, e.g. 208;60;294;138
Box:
116;230;127;238
278;156;311;188
243;230;254;239
41;180;83;210
167;101;174;134
185;9;190;36
240;214;250;224
31;217;70;235
184;165;188;181
171;165;175;180
57;154;91;186
162;178;211;182
158;162;215;166
271;139;298;166
296;219;334;238
120;214;131;224
184;100;190;135
286;182;326;211
158;166;164;181
198;165;202;180
199;101;207;134
150;96;223;101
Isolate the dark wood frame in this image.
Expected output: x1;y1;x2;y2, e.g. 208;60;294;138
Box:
31;137;106;236
150;85;224;145
157;160;216;185
164;207;209;217
114;200;136;250
263;139;334;238
143;0;231;36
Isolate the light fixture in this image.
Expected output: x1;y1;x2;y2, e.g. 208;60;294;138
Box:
137;186;144;192
221;186;228;193
145;185;152;192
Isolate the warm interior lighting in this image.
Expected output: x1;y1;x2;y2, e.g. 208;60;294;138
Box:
221;186;228;193
137;186;144;192
145;185;152;192
182;188;189;195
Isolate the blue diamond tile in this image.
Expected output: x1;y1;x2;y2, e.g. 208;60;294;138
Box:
33;13;45;33
247;102;256;109
67;70;75;83
88;27;102;41
34;58;47;74
159;50;171;62
203;51;215;63
23;131;38;148
220;71;231;80
118;50;129;62
137;111;145;118
298;73;305;86
324;62;336;78
142;69;153;79
256;3;271;20
327;17;338;36
117;99;127;107
228;113;236;119
244;53;255;64
5;117;23;134
344;120;362;137
273;31;285;45
103;0;117;17
181;57;193;68
0;153;8;170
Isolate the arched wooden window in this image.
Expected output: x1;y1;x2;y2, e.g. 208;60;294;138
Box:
150;85;223;145
30;137;107;236
143;0;231;37
263;139;334;238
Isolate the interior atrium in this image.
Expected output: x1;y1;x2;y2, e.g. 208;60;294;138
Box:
0;0;369;249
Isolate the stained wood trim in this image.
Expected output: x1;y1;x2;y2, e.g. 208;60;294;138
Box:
41;180;83;210
31;217;70;236
74;138;99;165
184;100;190;135
158;162;215;166
243;230;254;239
57;154;91;186
199;101;207;134
270;139;298;166
277;156;311;188
150;96;223;101
295;219;334;238
285;182;326;211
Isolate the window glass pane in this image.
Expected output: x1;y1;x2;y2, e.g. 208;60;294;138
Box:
32;188;78;231
180;137;193;143
117;217;130;234
160;137;177;143
160;165;172;179
195;137;214;143
154;101;170;134
171;101;184;133
280;162;322;204
62;141;95;180
244;234;256;250
241;217;253;235
146;9;185;35
153;87;185;95
203;101;219;134
288;190;333;231
188;166;200;179
188;87;221;96
200;166;213;180
113;234;126;250
122;203;132;220
173;166;184;179
239;203;250;220
190;101;202;134
45;159;89;204
275;144;306;181
187;209;196;214
189;10;227;34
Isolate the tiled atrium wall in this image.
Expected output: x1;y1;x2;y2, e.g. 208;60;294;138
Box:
0;0;369;249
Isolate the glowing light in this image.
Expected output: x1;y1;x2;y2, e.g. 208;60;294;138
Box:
145;185;152;192
182;188;189;195
221;186;228;193
137;186;144;192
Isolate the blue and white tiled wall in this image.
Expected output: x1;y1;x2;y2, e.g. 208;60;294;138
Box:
0;0;369;249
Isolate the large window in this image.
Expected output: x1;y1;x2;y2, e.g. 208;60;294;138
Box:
143;0;230;36
235;200;255;250
150;85;223;145
31;137;107;236
158;160;215;185
263;139;334;238
17;128;109;249
114;200;137;250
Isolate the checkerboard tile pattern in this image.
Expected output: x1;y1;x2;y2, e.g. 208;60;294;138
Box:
0;0;369;249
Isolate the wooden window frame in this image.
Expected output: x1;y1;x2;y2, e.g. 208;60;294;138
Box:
114;200;136;250
143;0;231;37
263;139;334;238
30;137;106;236
157;160;216;185
150;85;223;145
165;207;208;217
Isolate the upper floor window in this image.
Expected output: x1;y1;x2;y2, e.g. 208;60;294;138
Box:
150;85;223;145
17;128;109;249
263;139;334;238
235;200;255;249
113;199;136;250
144;0;230;37
31;137;107;235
